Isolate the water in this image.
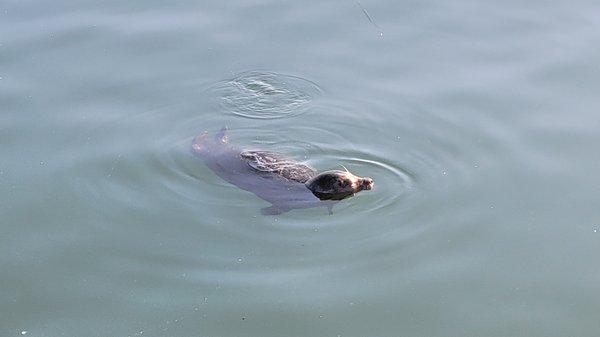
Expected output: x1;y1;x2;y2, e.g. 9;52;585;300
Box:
2;0;600;336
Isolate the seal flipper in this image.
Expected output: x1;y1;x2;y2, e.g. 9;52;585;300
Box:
326;204;334;216
215;126;229;144
191;132;209;155
261;205;288;216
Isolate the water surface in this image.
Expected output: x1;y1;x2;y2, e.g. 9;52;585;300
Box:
2;0;600;336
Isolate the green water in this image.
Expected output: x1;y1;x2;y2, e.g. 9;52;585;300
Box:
2;0;600;336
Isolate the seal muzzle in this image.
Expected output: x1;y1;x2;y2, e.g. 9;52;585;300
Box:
360;177;374;190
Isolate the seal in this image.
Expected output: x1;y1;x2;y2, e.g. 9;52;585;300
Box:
192;127;374;215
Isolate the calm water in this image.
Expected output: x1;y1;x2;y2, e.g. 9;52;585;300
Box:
2;0;600;336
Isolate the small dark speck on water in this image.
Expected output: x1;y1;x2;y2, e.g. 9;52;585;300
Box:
357;2;384;37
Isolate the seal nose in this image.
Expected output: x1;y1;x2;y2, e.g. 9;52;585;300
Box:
361;177;374;190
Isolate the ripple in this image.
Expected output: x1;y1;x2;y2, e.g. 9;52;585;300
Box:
157;124;419;226
60;72;482;291
206;71;322;120
341;155;416;213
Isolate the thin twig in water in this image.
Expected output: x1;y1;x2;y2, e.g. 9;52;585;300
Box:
357;1;383;37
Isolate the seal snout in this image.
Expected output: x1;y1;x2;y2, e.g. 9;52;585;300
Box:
360;177;374;190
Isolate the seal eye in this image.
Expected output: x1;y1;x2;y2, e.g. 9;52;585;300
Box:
339;180;348;188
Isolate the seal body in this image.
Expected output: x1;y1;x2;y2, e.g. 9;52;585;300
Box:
192;128;372;215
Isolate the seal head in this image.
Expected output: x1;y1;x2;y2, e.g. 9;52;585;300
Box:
305;170;374;200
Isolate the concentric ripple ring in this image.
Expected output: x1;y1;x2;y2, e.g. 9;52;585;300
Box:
206;71;322;119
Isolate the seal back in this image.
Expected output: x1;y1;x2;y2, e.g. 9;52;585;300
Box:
240;150;317;183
